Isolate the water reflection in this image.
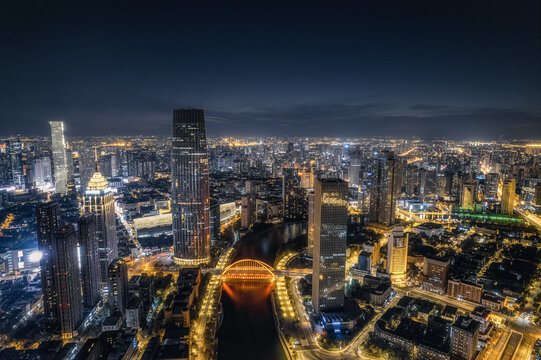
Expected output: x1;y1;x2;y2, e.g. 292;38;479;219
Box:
217;223;304;360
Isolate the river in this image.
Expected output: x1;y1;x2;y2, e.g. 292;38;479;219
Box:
217;222;304;360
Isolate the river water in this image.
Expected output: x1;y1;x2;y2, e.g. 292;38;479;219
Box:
217;223;304;360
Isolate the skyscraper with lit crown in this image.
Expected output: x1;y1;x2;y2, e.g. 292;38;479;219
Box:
171;109;211;265
82;164;118;284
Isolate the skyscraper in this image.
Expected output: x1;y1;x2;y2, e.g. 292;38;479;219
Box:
386;225;408;283
307;189;315;257
283;169;306;220
461;180;476;211
82;169;118;284
50;121;71;194
78;215;101;309
51;224;83;339
9;135;25;190
369;151;400;226
349;149;361;188
501;178;516;215
171;109;211;265
108;258;129;314
37;202;61;329
31;158;53;187
312;178;348;314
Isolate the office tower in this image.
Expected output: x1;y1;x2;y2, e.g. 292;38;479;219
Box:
108;258;129;314
78;215;101;309
37;202;61;329
312;178;348;314
171;108;211;265
501;178;515;215
349;149;361;188
484;173;499;201
421;256;450;294
82;169;118;284
9;135;25;190
460;180;476;211
50;121;71;194
369;151;400;226
241;195;255;229
31;158;52;187
386;225;408;283
450;316;480;360
283;169;306;220
535;182;541;209
52;224;83;339
307;189;315;257
209;199;220;246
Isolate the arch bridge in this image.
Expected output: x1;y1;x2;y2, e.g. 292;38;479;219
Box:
221;259;275;281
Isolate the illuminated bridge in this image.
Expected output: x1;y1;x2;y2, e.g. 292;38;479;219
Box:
215;259;312;281
221;259;276;281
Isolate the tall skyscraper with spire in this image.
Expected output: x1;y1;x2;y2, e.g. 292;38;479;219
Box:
171;109;211;265
50;121;73;194
37;201;61;330
81;155;118;284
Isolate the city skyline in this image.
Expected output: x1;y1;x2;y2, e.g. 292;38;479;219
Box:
1;1;541;359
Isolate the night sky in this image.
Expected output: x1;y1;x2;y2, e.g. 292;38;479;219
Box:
1;0;540;139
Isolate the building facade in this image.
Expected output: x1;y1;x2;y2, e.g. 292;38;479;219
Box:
50;121;72;194
171;109;211;265
108;258;129;314
312;178;348;314
52;225;83;339
369;151;400;225
36;201;61;330
386;225;409;283
82;170;118;284
78;215;102;309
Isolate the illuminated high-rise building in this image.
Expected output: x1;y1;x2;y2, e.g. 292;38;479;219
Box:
484;173;499;201
349;149;362;188
108;258;129;314
283;168;306;221
535;182;541;209
51;224;83;339
307;189;315;257
369;151;400;225
312;178;348;314
78;215;101;309
501;178;515;215
37;201;61;329
50;121;70;194
386;225;408;283
460;180;476;211
31;158;52;187
82;168;118;284
9;135;25;190
171;109;211;265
